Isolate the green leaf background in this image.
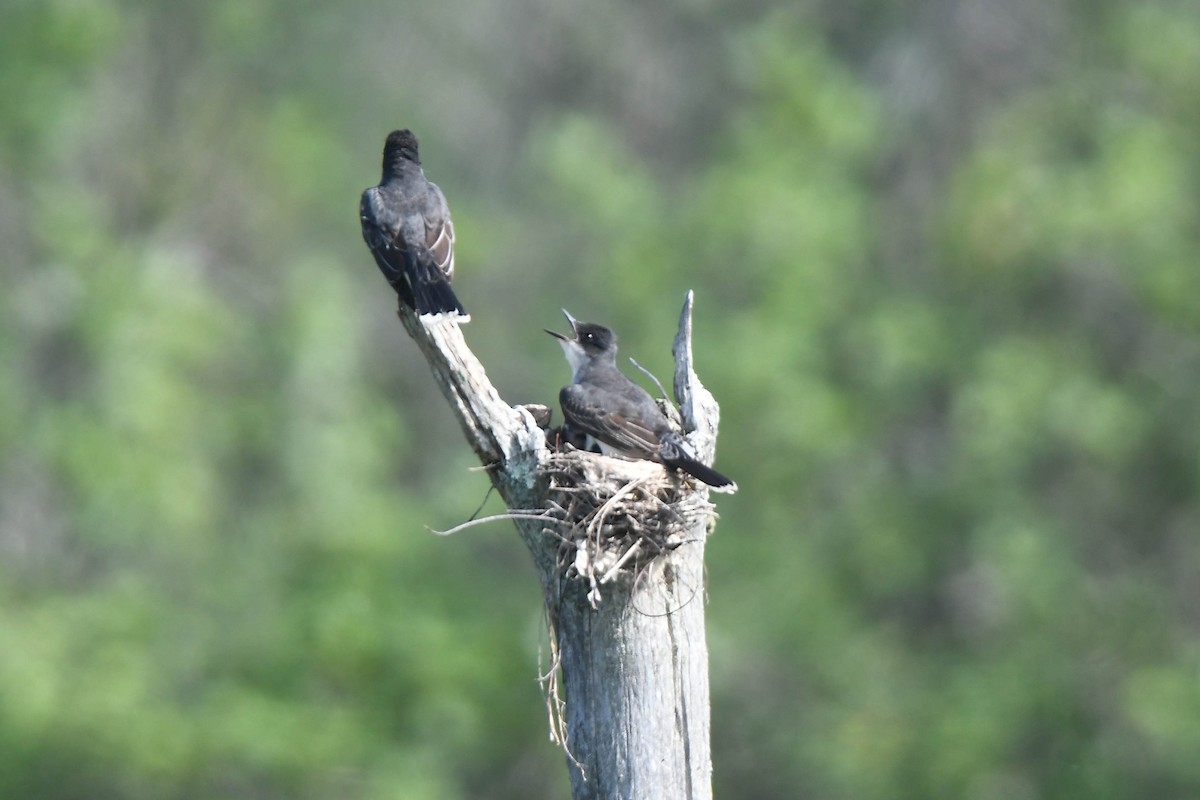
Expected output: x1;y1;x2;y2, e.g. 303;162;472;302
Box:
3;1;1199;797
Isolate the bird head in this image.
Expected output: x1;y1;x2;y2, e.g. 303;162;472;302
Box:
545;310;617;377
382;129;421;174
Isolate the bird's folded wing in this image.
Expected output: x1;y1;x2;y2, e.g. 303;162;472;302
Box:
559;384;661;460
360;191;409;286
424;216;455;280
422;182;456;281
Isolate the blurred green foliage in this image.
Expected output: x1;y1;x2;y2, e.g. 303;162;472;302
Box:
3;0;1200;798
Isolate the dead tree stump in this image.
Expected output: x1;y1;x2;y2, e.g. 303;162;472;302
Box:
398;292;726;800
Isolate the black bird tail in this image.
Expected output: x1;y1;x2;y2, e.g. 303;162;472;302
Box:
411;272;468;318
408;256;468;319
659;432;737;493
667;456;738;493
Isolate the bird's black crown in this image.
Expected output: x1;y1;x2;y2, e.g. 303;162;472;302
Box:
572;322;617;354
382;129;420;167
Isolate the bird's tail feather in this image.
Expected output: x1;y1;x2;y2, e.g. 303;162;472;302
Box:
668;456;738;493
412;274;468;318
409;257;468;319
659;432;737;493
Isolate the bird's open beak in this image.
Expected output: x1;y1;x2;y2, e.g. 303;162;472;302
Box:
543;308;579;341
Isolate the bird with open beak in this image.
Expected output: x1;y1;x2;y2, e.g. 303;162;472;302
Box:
546;310;736;492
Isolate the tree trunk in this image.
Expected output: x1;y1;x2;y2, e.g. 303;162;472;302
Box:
552;536;712;799
397;292;723;800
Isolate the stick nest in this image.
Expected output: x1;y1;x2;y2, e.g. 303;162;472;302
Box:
540;448;715;608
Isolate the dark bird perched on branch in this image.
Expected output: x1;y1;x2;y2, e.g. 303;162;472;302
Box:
546;310;737;493
360;129;468;319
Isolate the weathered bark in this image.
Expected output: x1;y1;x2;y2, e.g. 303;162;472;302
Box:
551;532;712;799
397;292;722;800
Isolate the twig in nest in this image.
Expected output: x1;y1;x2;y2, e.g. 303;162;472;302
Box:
600;539;642;584
586;477;649;543
429;510;568;536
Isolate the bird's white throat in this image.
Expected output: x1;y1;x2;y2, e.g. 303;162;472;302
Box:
558;340;590;383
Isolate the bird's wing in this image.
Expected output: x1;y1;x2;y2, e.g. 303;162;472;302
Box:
423;184;455;281
559;384;662;460
359;188;411;288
